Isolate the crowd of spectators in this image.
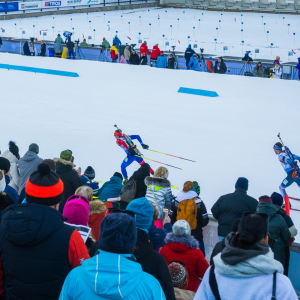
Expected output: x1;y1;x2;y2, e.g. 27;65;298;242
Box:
0;140;299;299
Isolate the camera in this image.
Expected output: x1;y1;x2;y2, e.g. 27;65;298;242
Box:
131;44;136;49
171;46;176;50
75;40;79;45
200;48;204;53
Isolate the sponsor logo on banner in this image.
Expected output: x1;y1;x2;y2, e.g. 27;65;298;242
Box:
0;2;18;12
87;0;100;4
64;0;82;5
44;1;61;7
20;2;41;10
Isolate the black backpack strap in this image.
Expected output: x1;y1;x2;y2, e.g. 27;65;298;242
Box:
272;271;277;300
209;265;221;300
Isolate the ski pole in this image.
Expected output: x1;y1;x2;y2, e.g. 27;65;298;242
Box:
147;149;197;163
290;208;300;212
290;197;300;201
96;180;106;183
171;185;179;189
135;155;184;170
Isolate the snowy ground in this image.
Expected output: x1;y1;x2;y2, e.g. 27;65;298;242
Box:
1;7;300;61
1;52;300;242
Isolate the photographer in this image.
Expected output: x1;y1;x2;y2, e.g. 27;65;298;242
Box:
214;57;227;74
242;51;253;62
67;40;75;59
184;44;196;69
167;54;175;69
253;62;264;77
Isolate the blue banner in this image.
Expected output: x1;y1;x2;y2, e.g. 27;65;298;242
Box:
0;2;19;12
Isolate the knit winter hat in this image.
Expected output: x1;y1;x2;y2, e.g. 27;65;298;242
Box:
63;195;90;226
235;177;248;191
127;197;154;230
271;192;283;207
168;261;189;289
60;150;72;162
208;57;212;60
29;143;39;154
26;163;64;206
113;172;123;180
99;213;137;254
259;195;273;204
0;171;6;192
173;220;191;236
41;159;56;172
9;141;19;158
0;157;11;173
84;166;95;180
193;181;200;195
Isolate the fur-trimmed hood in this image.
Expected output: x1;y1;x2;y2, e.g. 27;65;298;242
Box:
53;158;75;168
165;233;199;249
144;176;171;188
89;199;107;216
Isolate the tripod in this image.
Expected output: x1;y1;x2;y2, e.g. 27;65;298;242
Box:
75;44;85;60
239;60;253;76
99;47;107;62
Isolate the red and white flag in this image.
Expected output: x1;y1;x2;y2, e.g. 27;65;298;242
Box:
292;49;296;54
127;36;131;40
178;40;180;44
158;14;160;18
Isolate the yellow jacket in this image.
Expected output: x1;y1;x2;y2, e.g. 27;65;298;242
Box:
110;46;118;58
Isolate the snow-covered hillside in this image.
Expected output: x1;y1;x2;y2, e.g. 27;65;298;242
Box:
1;7;300;61
1;52;300;239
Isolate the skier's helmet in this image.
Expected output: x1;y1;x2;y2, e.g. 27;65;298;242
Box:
114;130;122;137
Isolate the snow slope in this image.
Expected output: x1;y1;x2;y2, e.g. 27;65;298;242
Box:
1;52;300;240
1;7;300;61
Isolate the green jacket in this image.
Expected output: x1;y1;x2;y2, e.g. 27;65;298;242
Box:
55;36;64;44
102;40;110;49
253;66;264;77
80;41;88;47
256;202;291;265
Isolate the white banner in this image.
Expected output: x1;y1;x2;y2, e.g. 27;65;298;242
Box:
42;0;62;8
85;0;101;4
19;2;42;10
62;0;84;6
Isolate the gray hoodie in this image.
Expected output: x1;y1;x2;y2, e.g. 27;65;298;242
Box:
54;41;63;54
18;151;43;194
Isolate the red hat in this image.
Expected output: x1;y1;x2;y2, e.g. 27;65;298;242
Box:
103;37;105;41
83;38;86;42
161;51;164;55
259;196;273;204
114;130;122;137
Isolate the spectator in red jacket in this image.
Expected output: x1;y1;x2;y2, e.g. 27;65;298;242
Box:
160;220;209;293
140;41;150;57
110;44;118;63
150;44;161;62
206;57;214;73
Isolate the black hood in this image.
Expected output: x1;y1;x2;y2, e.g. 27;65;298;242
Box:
55;160;73;174
132;164;150;180
1;204;65;246
133;228;153;260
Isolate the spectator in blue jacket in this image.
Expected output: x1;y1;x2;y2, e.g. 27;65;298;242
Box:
148;203;172;252
59;213;166;300
296;57;300;80
188;54;198;70
0;158;19;203
156;52;168;69
98;172;123;205
112;35;121;50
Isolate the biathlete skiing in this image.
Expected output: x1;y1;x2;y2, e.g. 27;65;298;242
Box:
274;142;300;196
114;128;154;182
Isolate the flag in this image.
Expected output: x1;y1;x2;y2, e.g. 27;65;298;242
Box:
158;14;160;17
234;18;236;22
127;36;131;40
178;40;180;44
292;49;296;54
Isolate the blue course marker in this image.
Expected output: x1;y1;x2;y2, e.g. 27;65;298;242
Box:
0;64;79;77
178;87;218;97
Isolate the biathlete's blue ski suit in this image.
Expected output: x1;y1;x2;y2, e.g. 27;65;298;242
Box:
277;150;300;196
116;135;153;178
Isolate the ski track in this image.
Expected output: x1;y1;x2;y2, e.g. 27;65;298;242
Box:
1;7;300;61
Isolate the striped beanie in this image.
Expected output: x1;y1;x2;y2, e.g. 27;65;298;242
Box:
26;163;64;206
168;261;189;289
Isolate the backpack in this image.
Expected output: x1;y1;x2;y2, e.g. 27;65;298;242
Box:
119;179;137;204
176;198;198;230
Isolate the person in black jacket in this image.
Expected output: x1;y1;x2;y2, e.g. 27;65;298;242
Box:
168;54;175;69
214;57;227;74
66;40;75;59
140;52;148;65
54;150;82;213
23;41;30;56
129;49;140;65
169;181;208;255
127;198;176;300
184;44;195;69
0;192;15;222
211;177;258;239
128;163;151;199
40;40;46;56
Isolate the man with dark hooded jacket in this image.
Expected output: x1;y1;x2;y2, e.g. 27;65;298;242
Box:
184;44;196;69
127;198;176;300
54;150;82;213
214;57;227;74
0;163;89;300
129;49;140;65
128;163;151;199
98;172;123;201
211;177;258;239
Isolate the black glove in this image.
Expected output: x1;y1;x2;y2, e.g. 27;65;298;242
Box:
141;144;149;150
128;148;135;156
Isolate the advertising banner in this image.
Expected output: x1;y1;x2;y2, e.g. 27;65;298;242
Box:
19;2;42;10
42;0;62;8
62;0;84;6
0;2;19;12
85;0;101;4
